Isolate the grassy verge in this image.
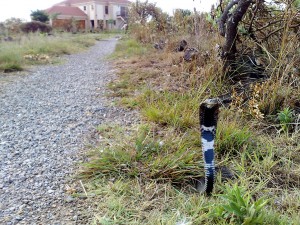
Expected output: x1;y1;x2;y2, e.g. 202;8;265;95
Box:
79;38;300;224
0;33;109;72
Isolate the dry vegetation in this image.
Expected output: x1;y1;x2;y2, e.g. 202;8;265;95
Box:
79;1;299;224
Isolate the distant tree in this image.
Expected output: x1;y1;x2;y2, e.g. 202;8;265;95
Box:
30;10;49;23
20;21;52;33
4;17;23;34
0;22;6;35
129;0;159;25
177;9;192;17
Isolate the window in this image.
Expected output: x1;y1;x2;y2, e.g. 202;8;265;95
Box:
105;6;109;14
83;6;86;10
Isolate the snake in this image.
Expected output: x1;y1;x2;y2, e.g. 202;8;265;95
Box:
197;98;220;195
195;53;268;195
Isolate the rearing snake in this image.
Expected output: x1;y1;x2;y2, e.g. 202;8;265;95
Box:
197;98;220;195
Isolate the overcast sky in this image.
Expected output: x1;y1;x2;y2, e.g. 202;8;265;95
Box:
0;0;218;22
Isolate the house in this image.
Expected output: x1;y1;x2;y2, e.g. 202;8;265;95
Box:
45;0;131;31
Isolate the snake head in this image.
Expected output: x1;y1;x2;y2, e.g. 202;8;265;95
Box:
200;98;220;128
202;98;221;108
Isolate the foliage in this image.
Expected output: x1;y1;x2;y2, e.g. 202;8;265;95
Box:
211;184;268;224
2;63;23;73
129;0;160;25
20;21;52;33
277;108;294;134
215;0;300;62
2;17;23;34
129;0;170;35
30;10;49;23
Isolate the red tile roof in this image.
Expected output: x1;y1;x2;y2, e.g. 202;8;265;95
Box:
45;6;87;17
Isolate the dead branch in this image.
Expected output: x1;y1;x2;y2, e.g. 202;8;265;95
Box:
248;0;261;33
262;23;300;40
257;19;284;31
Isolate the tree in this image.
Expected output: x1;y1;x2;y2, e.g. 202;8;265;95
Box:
129;0;159;25
30;10;49;23
20;21;52;33
218;0;252;62
216;0;300;68
4;17;23;34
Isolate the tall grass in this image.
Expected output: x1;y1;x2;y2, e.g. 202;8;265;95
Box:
110;38;150;59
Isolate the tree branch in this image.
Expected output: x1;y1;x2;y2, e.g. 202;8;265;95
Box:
223;0;253;59
248;0;261;34
218;0;239;36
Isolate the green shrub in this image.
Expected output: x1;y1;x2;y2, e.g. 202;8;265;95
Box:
20;21;52;33
2;63;23;72
211;184;268;224
277;108;294;134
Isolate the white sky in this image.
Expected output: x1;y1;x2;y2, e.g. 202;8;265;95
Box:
0;0;218;22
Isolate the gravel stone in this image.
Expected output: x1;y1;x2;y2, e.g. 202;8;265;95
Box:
0;39;138;224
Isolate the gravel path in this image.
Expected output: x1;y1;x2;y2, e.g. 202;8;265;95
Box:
0;39;133;224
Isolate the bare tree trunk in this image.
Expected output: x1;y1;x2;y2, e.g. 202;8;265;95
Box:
218;0;252;62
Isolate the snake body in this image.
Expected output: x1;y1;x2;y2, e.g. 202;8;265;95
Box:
199;99;220;195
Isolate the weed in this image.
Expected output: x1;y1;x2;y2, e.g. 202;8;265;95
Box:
277;108;294;134
211;184;268;224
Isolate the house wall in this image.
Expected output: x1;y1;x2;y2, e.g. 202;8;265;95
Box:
112;5;120;20
89;4;95;19
52;19;86;30
78;5;88;16
96;4;104;20
59;0;130;30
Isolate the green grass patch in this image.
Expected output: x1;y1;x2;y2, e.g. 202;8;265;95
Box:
0;33;103;72
2;63;23;72
110;38;150;59
137;89;207;131
216;113;254;156
82;124;203;183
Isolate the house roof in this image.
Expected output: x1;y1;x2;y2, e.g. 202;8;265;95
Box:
56;0;131;5
45;5;87;17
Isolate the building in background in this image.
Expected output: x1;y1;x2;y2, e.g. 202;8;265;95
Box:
45;0;130;31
